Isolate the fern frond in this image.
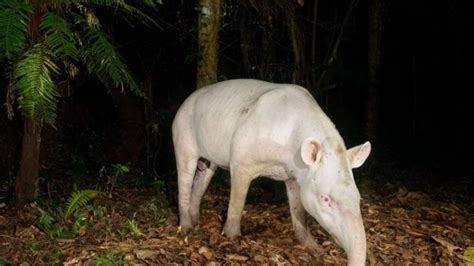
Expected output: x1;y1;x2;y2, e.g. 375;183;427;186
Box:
64;189;99;219
37;208;55;231
80;25;141;95
55;0;160;28
40;12;79;60
14;43;60;125
0;0;31;58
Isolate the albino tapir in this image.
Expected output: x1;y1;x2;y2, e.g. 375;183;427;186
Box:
172;79;371;265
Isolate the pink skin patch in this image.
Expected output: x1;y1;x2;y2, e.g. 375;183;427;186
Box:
321;195;337;209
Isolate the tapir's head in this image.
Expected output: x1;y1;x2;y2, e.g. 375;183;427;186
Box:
298;138;371;266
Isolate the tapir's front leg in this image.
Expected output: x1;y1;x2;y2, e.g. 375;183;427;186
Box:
285;179;318;248
223;166;253;238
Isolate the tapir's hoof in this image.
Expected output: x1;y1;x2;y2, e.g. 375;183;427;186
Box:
223;224;241;239
302;238;319;249
179;223;194;235
190;213;200;226
296;233;319;249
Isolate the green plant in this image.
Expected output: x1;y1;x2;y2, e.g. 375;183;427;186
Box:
85;205;107;219
64;189;98;219
97;163;131;194
1;0;160;205
117;219;144;240
36;189;100;238
126;219;144;239
139;199;167;225
111;164;130;178
93;250;125;266
0;0;158;122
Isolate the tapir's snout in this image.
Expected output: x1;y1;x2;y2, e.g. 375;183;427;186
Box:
336;210;366;266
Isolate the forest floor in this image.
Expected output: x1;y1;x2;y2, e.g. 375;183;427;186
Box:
1;179;474;265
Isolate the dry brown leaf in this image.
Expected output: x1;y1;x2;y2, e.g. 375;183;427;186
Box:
134;249;160;260
198;246;213;260
209;233;219;246
254;254;267;263
225;253;249;261
322;240;333;247
405;229;426;237
190;251;202;261
432;235;461;254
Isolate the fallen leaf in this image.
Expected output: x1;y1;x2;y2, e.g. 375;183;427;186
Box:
209;233;219;246
134;249;160;260
198;246;213;260
226;253;249;261
432;235;461;254
254;254;266;263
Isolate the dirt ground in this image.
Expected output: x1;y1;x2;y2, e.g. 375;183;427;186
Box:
1;182;473;265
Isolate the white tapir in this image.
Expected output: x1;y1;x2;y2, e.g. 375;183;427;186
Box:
172;79;371;265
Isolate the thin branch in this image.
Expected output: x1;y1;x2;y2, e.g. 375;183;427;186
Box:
317;0;355;88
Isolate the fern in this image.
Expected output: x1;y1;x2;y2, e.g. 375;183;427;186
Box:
2;0;156;125
37;208;55;232
0;0;31;59
14;43;60;124
40;12;79;60
80;24;140;95
64;189;98;219
50;0;160;28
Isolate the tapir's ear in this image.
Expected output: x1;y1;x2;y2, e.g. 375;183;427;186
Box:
301;138;322;166
347;141;371;168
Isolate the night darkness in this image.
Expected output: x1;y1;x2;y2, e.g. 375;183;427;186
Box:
0;0;473;264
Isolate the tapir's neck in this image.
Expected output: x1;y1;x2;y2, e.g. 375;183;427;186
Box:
287;110;346;181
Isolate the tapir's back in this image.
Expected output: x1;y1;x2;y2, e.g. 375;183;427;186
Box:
173;79;324;167
189;80;279;165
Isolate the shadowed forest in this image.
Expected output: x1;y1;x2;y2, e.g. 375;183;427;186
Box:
0;0;473;265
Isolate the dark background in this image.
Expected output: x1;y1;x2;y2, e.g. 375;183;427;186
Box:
1;0;472;195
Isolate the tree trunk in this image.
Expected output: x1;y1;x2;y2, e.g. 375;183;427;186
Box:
14;116;43;206
196;0;221;89
366;0;382;144
310;0;319;88
310;0;319;65
287;5;306;85
317;0;355;89
239;1;252;77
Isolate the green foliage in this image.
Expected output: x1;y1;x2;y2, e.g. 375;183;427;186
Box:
36;189;101;238
0;0;31;58
94;256;115;266
93;250;125;266
1;0;157;125
39;12;79;60
81;25;140;95
465;248;474;259
14;43;60;124
37;207;55;232
64;189;98;219
111;163;130;178
126;219;143;239
85;205;107;219
49;248;64;263
117;219;144;240
139;199;167;226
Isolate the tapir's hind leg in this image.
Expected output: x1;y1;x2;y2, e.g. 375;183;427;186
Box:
189;159;217;226
175;151;199;233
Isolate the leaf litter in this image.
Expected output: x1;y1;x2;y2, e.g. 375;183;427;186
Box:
0;183;473;265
